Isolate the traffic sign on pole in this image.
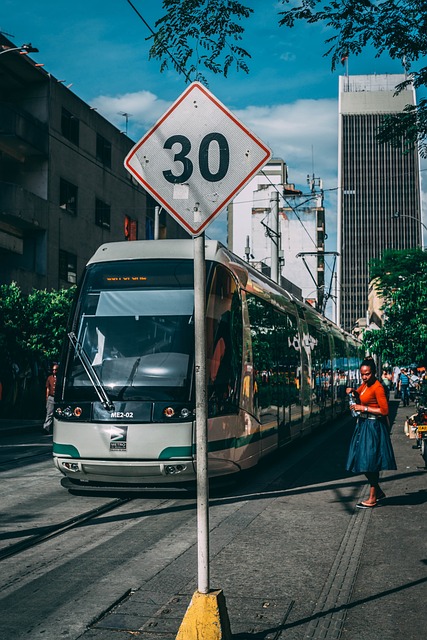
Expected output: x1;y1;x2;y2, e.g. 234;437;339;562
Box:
124;82;272;639
124;81;272;236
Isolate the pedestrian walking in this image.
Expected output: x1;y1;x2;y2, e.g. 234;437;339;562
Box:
346;358;397;509
398;367;410;406
381;369;392;399
42;363;58;434
392;366;401;396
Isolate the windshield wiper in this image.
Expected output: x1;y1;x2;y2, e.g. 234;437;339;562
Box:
118;357;141;399
68;331;115;412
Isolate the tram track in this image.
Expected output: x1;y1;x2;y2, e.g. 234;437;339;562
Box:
0;497;133;562
0;450;52;471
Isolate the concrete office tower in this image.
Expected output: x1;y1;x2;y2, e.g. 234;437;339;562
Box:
337;74;422;331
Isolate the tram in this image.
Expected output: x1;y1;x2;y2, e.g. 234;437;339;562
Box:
53;239;362;489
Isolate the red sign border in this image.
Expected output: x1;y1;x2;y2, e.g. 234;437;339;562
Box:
124;82;272;236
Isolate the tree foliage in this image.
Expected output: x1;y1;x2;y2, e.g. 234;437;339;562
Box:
0;283;75;366
148;0;253;82
25;287;76;361
147;0;427;154
279;1;427;156
0;283;27;367
363;248;427;365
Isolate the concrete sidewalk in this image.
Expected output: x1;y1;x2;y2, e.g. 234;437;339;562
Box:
77;399;427;640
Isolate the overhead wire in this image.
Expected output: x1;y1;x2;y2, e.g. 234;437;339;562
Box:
126;0;193;84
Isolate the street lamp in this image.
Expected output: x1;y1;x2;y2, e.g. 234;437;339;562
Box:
392;211;427;249
392;211;427;232
0;43;39;56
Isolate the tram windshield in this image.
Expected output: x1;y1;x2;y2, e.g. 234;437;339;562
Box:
64;260;195;402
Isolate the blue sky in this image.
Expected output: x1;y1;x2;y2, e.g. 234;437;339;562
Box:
3;0;425;247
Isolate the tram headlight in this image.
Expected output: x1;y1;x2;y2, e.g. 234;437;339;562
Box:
163;406;193;420
62;461;80;472
73;406;82;417
164;464;187;475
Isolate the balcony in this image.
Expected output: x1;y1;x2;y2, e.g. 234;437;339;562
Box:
0;182;48;230
0;104;48;159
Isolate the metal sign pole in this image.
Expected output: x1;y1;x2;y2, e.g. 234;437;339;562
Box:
193;232;209;594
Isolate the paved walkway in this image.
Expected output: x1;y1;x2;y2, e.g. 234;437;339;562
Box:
79;400;427;639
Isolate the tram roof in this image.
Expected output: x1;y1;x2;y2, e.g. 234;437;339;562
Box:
88;239;224;264
87;239;294;302
87;240;357;343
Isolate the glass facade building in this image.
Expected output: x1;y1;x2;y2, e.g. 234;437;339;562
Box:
337;74;422;331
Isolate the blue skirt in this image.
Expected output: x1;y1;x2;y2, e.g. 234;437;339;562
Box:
346;416;397;474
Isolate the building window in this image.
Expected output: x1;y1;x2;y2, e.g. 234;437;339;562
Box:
95;198;111;229
96;134;111;168
61;108;79;146
59;250;77;284
59;178;78;215
124;215;138;241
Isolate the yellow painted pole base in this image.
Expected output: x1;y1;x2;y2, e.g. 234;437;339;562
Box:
176;589;232;640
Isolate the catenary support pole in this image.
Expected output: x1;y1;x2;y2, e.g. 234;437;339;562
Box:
270;190;279;283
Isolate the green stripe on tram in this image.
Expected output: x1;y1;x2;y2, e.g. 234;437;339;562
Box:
159;446;193;459
159;426;278;459
53;443;81;457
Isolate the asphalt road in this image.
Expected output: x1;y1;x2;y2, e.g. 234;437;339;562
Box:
0;402;425;639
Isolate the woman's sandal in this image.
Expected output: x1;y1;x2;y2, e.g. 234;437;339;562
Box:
356;501;377;509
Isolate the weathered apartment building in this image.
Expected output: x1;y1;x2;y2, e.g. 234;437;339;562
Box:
0;35;188;293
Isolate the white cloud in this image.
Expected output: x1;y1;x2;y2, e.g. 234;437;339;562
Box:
233;99;338;185
279;52;297;62
91;90;171;135
92;88;425;250
93;90;339;188
91;91;338;188
92;90;340;244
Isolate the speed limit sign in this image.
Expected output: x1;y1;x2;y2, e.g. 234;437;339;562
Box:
124;82;272;236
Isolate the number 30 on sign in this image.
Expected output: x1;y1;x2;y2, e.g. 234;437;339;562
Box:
124;82;272;236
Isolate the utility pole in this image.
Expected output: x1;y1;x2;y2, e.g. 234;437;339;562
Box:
270;191;280;283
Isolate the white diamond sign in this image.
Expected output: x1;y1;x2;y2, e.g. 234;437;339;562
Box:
124;82;272;236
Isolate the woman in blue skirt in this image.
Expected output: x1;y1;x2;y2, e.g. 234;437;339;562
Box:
346;359;397;508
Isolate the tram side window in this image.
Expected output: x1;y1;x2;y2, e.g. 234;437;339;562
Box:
348;343;363;388
332;336;348;401
274;307;300;411
206;265;243;416
247;296;275;412
310;324;333;407
247;294;300;414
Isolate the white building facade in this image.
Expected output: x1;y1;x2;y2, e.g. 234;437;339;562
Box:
227;159;327;309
